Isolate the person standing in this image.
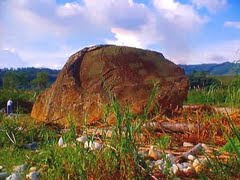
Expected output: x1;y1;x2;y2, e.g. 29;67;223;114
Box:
7;99;13;114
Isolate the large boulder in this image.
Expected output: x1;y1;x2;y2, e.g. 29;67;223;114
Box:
31;45;188;126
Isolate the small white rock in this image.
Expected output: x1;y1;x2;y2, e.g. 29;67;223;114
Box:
187;154;196;161
13;164;27;173
26;172;39;180
193;159;201;168
155;159;164;166
183;142;194;147
6;173;21;180
176;163;183;171
166;154;176;165
193;158;207;168
171;164;179;174
202;143;211;153
29;167;37;172
76;135;88;143
58;137;64;147
84;141;102;150
0;165;3;171
182;168;189;173
181;162;189;168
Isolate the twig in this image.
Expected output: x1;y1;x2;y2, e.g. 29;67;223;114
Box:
6;131;16;144
137;164;158;180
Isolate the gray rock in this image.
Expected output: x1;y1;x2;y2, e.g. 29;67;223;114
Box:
0;172;8;178
6;172;21;180
176;163;183;171
183;142;194;147
187;154;195;161
181;162;189;168
24;142;38;150
13;164;27;173
166;154;176;165
171;164;179;174
76;135;88;143
84;141;102;150
26;172;39;180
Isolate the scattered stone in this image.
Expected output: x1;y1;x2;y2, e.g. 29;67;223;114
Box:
192;158;207;173
183;142;194;147
176;163;183;171
76;135;88;143
6;172;21;180
13;164;27;173
148;146;161;160
182;166;192;173
29;167;37;172
181;162;189;168
187;155;196;161
171;164;179;174
24;142;38;150
58;137;64;147
166;154;176;165
155;159;164;166
84;141;102;150
202;143;211;153
26;172;39;180
183;143;203;160
0;172;8;179
62;144;68;148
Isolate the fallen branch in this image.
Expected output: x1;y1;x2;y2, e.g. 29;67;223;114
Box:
180;143;203;161
145;122;201;133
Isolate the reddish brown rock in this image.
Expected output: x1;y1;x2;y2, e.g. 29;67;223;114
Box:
31;45;189;127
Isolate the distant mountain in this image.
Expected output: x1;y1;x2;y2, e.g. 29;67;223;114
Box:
180;62;240;75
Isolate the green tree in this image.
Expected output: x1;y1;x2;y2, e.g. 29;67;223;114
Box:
31;72;49;89
2;72;29;89
189;71;221;89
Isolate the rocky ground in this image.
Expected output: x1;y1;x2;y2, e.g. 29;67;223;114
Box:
0;105;239;179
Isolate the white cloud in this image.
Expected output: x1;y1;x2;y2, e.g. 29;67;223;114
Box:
0;0;234;68
224;21;240;29
182;40;240;64
0;49;27;68
153;0;208;30
191;0;227;13
57;2;84;17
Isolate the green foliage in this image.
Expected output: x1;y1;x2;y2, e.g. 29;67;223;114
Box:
156;135;171;150
187;75;240;107
2;71;29;89
189;71;221;89
0;67;59;89
31;72;49;89
0;89;35;113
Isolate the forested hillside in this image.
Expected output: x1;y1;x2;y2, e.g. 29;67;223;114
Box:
0;67;60;89
180;62;240;75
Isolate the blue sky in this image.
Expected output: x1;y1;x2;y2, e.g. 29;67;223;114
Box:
0;0;240;68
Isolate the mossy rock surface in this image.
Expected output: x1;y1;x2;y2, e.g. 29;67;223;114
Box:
31;45;189;127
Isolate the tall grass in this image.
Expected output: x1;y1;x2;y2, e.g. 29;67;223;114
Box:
187;76;240;107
